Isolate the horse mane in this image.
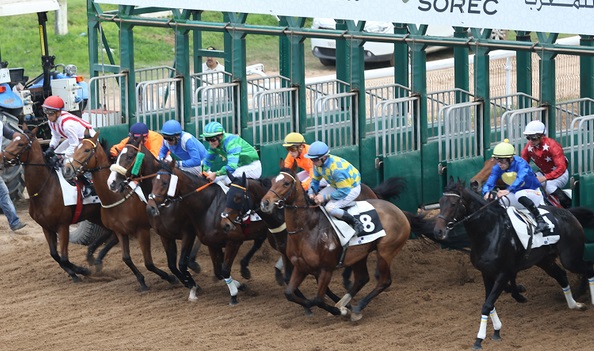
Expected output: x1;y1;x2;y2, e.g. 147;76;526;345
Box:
445;179;506;217
371;176;406;201
253;177;272;189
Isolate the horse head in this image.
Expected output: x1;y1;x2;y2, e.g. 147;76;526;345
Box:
433;177;471;240
221;172;253;233
146;159;178;217
63;131;101;180
260;168;301;213
107;136;145;193
3;125;38;166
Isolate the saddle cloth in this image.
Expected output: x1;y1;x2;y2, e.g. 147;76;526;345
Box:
56;169;101;206
506;207;560;250
323;201;386;247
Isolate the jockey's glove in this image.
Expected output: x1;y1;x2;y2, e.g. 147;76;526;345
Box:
43;146;55;158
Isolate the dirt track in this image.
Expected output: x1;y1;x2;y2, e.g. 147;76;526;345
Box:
1;196;593;351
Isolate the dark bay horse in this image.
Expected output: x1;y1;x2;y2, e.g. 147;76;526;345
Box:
1;127;106;282
146;161;271;305
63;132;178;292
433;178;594;350
108;139;265;281
259;168;412;321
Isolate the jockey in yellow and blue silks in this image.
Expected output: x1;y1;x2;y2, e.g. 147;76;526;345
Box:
201;121;261;185
482;139;548;233
158;120;208;176
305;141;364;235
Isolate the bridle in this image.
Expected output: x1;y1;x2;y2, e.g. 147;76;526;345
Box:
109;144;158;187
66;138;105;175
438;190;500;230
3;132;34;166
220;182;254;225
148;170;213;210
267;171;299;209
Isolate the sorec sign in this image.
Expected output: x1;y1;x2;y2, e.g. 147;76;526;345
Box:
97;0;594;36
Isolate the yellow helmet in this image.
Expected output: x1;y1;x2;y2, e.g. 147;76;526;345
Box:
492;139;515;158
283;132;306;147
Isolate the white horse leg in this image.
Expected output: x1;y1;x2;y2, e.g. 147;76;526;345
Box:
225;276;241;305
489;308;502;341
562;285;586;310
188;286;198;302
477;314;488;341
335;293;352;316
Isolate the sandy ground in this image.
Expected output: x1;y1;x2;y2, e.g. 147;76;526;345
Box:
1;195;593;351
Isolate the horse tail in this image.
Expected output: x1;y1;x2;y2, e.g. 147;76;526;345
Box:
373;177;407;201
568;207;594;229
404;211;471;253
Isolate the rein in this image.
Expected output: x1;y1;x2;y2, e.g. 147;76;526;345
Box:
440;192;500;230
149;171;214;208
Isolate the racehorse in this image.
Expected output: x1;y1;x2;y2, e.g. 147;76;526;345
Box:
108;138;265;281
1;126;107;282
63;132;178;292
433;178;594;350
259;168;412;321
146;160;271;305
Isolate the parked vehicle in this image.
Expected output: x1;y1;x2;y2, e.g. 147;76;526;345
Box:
310;18;507;66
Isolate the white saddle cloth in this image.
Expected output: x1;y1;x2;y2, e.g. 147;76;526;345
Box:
56;170;101;206
506;207;560;249
323;201;386;247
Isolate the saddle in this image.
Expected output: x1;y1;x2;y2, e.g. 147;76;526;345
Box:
506;207;560;250
321;201;386;247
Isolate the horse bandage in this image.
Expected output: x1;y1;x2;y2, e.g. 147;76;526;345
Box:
167;174;179;197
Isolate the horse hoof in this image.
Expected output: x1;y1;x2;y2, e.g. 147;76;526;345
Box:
240;266;251;280
350;312;362;322
94;262;103;273
167;275;179;285
229;296;239;306
237;283;248;292
339;306;349;316
71;275;82;283
573;302;587;311
303;307;313;316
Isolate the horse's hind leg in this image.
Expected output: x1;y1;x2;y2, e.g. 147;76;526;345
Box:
86;232;117;272
188;240;201;274
504;275;527;303
94;233;119;272
350;256;388;321
537;259;586;310
239;235;266;280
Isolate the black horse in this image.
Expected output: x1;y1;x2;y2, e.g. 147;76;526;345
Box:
433;178;594;350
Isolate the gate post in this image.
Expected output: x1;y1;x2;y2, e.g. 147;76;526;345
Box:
393;23;409;90
119;20;137;122
223;13;248;135
580;35;594;107
537;33;559;138
516;31;533;102
453;27;470;93
471;29;492;151
173;11;192;132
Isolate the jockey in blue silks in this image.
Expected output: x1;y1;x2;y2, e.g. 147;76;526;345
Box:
158;120;208;176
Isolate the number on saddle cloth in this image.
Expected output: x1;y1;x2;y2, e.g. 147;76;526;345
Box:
324;201;386;247
506;207;559;249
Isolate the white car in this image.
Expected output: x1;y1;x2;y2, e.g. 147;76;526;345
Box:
310;18;505;66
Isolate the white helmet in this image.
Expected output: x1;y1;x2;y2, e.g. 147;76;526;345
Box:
523;120;546;135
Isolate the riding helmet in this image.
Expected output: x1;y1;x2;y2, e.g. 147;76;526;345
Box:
42;96;65;110
283;132;306;147
523;120;546;135
161;120;183;136
305;141;330;159
129;122;149;137
492;139;515;158
201;121;225;138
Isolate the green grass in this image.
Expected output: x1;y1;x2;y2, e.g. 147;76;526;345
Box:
0;0;321;78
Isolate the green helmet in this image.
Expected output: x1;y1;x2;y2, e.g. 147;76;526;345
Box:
201;121;225;138
493;139;515;158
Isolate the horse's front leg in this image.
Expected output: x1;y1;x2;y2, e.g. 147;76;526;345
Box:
311;269;343;316
221;241;245;306
240;234;267;280
58;226;90;281
137;228;177;284
473;273;508;350
43;227;79;282
117;233;148;291
178;233;201;301
284;265;314;311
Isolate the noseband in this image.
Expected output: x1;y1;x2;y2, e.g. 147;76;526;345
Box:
3;132;33;166
220;183;254;225
268;171;297;209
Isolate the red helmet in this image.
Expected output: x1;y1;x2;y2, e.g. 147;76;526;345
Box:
42;96;65;110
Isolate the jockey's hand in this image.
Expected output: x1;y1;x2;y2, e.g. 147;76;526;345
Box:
43;146;55;158
496;189;510;198
313;194;325;205
205;172;216;182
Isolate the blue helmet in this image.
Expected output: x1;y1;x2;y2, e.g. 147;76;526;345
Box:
161;120;182;136
305;141;329;159
129;122;149;137
201;121;225;138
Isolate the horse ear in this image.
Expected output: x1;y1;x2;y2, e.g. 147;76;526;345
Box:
169;159;176;169
279;158;284;170
242;172;246;185
227;169;235;182
92;129;100;142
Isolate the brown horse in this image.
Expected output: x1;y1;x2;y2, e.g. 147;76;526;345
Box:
146;161;272;305
62;132;180;292
1;127;106;282
259;168;411;321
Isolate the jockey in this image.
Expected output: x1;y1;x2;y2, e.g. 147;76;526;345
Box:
521;120;571;208
43;95;96;158
43;96;96;196
110;122;163;158
201;121;261;184
282;132;314;190
158;120;208;176
305;141;364;235
483;139;548;233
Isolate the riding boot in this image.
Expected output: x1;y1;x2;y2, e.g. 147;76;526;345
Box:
80;172;94;198
552;188;572;209
342;213;364;236
517;196;548;233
